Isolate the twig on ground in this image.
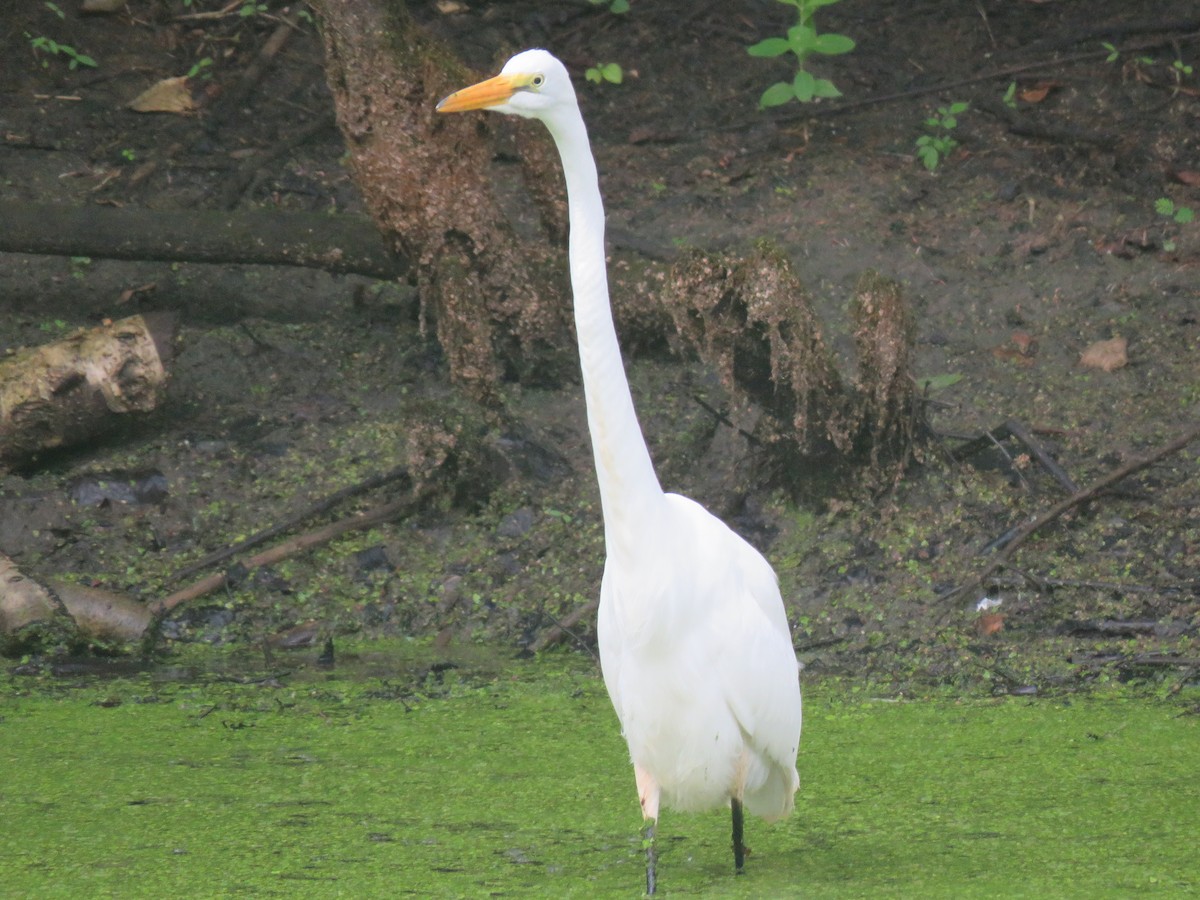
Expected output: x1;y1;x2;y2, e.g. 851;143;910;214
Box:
985;572;1198;596
150;480;436;617
218;114;337;209
168;464;413;583
953;419;1079;495
529;598;599;654
941;421;1200;605
215;14;301;121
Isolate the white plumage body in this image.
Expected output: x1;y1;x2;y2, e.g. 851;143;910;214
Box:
598;492;801;819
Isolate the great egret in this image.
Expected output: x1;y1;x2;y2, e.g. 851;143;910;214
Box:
437;49;802;893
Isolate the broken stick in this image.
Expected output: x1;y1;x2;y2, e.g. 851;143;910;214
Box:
943;421;1200;605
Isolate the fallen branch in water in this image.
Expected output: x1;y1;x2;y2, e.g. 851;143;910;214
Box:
1;476;437;654
150;482;436;617
168;464;413;583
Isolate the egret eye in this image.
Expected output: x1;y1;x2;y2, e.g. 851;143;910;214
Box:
531;74;545;88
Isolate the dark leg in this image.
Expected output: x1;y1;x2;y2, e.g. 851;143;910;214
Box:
731;797;746;872
644;822;657;895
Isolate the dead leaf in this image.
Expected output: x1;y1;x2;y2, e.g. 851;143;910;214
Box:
1018;83;1054;103
992;331;1038;366
1010;331;1037;355
127;77;195;114
976;613;1005;636
116;283;157;305
1079;336;1128;372
1170;169;1200;188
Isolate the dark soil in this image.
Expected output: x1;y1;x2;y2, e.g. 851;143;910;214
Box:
1;1;1197;692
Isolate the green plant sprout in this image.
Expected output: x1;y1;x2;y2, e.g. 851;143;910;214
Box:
1102;42;1155;68
26;33;97;70
239;1;267;17
1002;81;1017;109
1156;197;1195;224
187;57;214;79
588;0;630;13
748;0;855;107
1156;197;1194;251
915;101;968;171
585;62;623;85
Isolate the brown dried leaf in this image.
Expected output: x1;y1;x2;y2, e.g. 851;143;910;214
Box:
1171;169;1200;187
1010;331;1038;355
127;77;195;114
1079;336;1128;372
976;613;1005;636
992;331;1038;366
1019;85;1051;103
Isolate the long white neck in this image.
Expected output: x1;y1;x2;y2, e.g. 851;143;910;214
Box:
542;106;664;560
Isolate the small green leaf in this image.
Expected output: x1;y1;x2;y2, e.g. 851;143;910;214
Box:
811;77;842;98
813;33;855;55
759;81;796;108
75;53;97;68
600;62;623;84
1176;207;1195;224
787;23;818;55
747;37;791;58
793;69;816;102
1155;197;1176;216
609;0;630;12
919;373;964;392
949;101;970;114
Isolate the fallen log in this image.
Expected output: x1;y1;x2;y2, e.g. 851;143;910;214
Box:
0;202;407;280
0;552;155;654
0;553;75;654
0;479;436;655
0;313;177;469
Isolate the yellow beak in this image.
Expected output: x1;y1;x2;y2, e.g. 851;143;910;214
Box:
436;73;522;113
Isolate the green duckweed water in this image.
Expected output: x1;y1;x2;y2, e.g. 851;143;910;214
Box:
1;655;1196;898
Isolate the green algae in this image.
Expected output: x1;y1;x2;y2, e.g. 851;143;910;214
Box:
1;656;1197;897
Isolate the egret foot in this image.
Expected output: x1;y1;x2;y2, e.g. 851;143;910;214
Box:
731;797;746;873
644;822;657;895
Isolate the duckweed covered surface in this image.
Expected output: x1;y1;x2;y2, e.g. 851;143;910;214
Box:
1;656;1197;898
